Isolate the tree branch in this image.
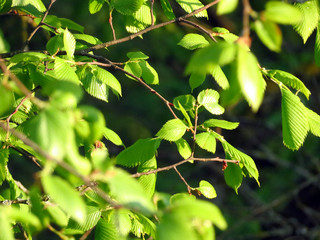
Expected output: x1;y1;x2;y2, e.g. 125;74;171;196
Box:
174;166;192;194
131;157;239;178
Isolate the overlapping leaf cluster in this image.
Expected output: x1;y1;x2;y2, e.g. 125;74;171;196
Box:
0;0;320;239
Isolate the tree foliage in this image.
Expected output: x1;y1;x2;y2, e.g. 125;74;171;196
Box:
0;0;320;239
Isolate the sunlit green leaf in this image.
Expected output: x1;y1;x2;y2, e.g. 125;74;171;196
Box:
46;34;64;55
217;0;238;15
160;0;175;20
315;25;320;66
66;206;101;232
197;89;225;115
195;132;216;153
0;85;15;117
175;0;207;18
173;95;196;111
0;207;14;240
254;20;282;52
294;0;318;43
74;34;102;45
95;66;122;96
140;60;159;85
237;46;266;112
189;72;206;92
95;218;119;240
104;127;124;146
175;138;192;159
211;64;229;90
127;51;149;60
125;3;153;33
112;0;144;15
138;156;157;199
12;0;46;16
64;28;76;58
178;33;209;50
88;0;105;14
264;1;302;25
54;57;79;83
267;69;310;99
156;119;188;141
42;175;86;223
305;108;320;137
224;162;243;194
197;180;217;199
117;138;161;167
0;149;9;185
281;87;309;150
203;119;239;130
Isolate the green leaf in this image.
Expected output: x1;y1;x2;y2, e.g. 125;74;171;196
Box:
64;28;76;58
211;64;229;90
112;0;144;15
195;132;216;153
305;108;320;137
294;0;319;43
0;28;10;53
131;213;156;238
21;107;72;158
203;119;239;130
254;20;282;52
95;66;122;96
77;66;109;102
59;18;85;33
54;57;79;83
0;208;14;240
178;33;209;50
73;34;102;45
0;0;12;14
124;61;142;79
197;180;217;199
10;52;48;63
42;175;86;223
281;87;309;150
95;219;119;240
173;95;196;111
46;34;64;55
109;209;132;237
0;149;9;185
104;128;124;146
267;69;310;99
156;119;188;141
237;46;266;112
138;156;157;199
186;42;237;74
221;140;259;185
315;25;320;66
105;168;155;214
160;0;175;20
175;138;192;159
125;3;153;33
175;0;207;18
12;0;46;15
88;0;105;14
127;51;149;60
140;60;159;85
197;89;225;115
217;0;238;15
264;1;302;25
66;206;101;232
224;163;243;194
189;72;206;92
0;85;15;117
117;138;161;167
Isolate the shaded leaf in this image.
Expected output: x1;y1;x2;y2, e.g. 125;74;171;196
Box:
224;163;243;194
140;60;159;85
173;95;196;111
315;24;320;66
203;119;239;130
305;108;320;137
156;119;188;141
112;0;144;15
281;87;309;150
0;149;9;185
189;72;206;92
211;64;229;90
160;0;175;20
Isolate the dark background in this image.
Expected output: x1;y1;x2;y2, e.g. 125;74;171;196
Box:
1;0;320;239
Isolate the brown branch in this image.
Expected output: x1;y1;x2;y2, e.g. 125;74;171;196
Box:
84;0;221;52
179;19;217;42
150;0;155;26
109;10;116;41
240;0;252;47
78;52;179;119
22;0;57;50
131;157;239;178
191;105;200;157
174;166;192;194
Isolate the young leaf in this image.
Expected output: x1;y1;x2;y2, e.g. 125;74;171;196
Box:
156;119;188;141
173;95;196;111
46;34;64;55
203;119;239;130
267;69;310;99
281;87;309;150
42;175;86;223
66;206;101;232
197;89;225;115
109;209;132;237
54;57;79;83
178;33;209;50
95;218;119;240
294;0;318;43
237;46;266;112
186;42;237;74
189;72;206;92
197;180;217;199
160;0;175;20
104;127;124;146
224;162;243;194
0;149;9;185
132;213;156;238
95;66;122;96
73;34;102;45
124;62;142;80
125;3;153;33
305;108;320;137
64;28;76;58
254;20;282;52
88;0;105;14
175;0;207;18
211;64;229;90
0;208;14;240
264;1;302;25
217;0;238;15
112;0;144;15
140;60;159;85
127;51;149;60
195;132;216;154
117;138;161;167
12;0;46;14
175;138;192;159
315;25;320;67
138;156;157;199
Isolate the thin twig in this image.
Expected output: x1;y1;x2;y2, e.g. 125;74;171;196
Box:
191;105;200;157
109;10;116;40
179;19;217;42
78;52;179;119
174;166;192;194
150;0;155;26
240;0;252;46
131;157;239;178
22;0;57;50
